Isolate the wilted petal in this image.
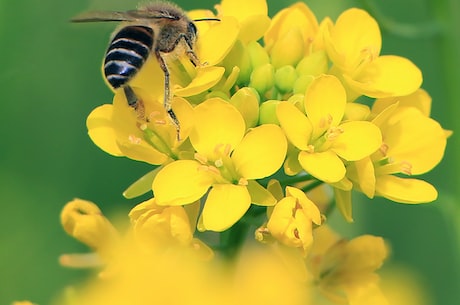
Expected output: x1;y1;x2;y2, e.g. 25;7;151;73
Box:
153;160;214;206
201;184;251;231
232;124;287;179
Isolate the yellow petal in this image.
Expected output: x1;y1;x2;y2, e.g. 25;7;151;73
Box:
190;98;245;158
201;184;251;231
277;102;312;150
332;121;382;161
123;167;162;199
375;175;438;204
382;108;446;174
325;8;381;71
219;0;267;23
373;88;432;117
299;150;346;183
174;66;225;97
334;188;353;222
239;15;271;43
153;160;214;206
286;186;322;224
305;75;347;139
86;104;123;156
247;180;277;206
345;55;423;98
232;124;287;179
347;157;376;198
197;16;240;66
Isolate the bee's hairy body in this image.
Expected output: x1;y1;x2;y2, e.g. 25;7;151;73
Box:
72;2;201;139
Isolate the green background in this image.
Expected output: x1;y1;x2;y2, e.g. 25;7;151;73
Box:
0;0;458;304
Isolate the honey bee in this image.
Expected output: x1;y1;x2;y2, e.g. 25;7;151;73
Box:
72;2;219;139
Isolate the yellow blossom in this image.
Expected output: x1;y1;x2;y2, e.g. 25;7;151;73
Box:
266;186;322;254
153;98;287;231
347;89;447;203
308;226;389;305
323;8;422;100
277;74;382;183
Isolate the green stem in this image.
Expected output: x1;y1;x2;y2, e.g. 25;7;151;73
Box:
218;219;251;259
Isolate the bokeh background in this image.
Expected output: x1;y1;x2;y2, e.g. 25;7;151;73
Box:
1;0;459;304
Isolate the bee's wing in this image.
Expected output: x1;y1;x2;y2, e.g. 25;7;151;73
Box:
71;10;175;23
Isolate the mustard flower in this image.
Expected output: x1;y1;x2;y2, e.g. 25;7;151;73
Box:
308;226;389;305
347;89;447;203
266;186;322;254
323;8;422;100
153;98;287;231
277;74;382;183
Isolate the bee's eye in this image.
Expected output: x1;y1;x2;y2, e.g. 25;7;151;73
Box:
187;22;197;37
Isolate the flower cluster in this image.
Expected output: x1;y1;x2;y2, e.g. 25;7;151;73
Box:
58;0;449;305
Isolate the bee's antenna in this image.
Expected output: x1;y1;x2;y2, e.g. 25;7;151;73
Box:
193;18;221;22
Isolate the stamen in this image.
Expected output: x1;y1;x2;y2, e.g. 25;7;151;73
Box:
128;134;142;144
238;178;248;186
400;161;413;175
194;153;208;164
319;114;333;129
59;253;103;268
214;158;224;167
306;144;315;153
379;143;389;156
223;144;232;156
325;127;344;141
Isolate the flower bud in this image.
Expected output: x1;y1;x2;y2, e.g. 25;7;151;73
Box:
249;63;274;96
259;100;281;124
222;40;252;85
296;51;329;76
230;87;260;128
270;28;305;68
247;40;270;69
293;75;315;94
274;65;298;94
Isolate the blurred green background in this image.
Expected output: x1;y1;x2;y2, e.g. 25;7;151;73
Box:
0;0;459;304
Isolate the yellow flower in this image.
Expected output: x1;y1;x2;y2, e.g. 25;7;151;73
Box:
153;98;287;231
87;89;195;164
129;198;213;259
350;89;447;203
323;8;422;100
266;186;322;254
265;2;320;67
60;199;120;267
308;226;389;305
277;74;382;183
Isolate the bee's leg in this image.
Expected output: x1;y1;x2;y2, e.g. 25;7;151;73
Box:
163;34;201;67
155;49;180;141
123;85;145;119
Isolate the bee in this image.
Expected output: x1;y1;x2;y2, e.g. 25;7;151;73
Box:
72;2;219;139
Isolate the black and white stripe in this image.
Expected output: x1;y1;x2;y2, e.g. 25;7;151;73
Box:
104;25;154;88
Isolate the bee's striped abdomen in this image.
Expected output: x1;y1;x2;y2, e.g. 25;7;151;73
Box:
104;26;154;88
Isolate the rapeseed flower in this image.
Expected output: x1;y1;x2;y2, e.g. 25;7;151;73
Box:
41;1;449;305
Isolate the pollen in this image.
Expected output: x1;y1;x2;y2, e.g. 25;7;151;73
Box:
194;153;208;164
325;127;344;141
319;114;333;129
238;177;249;186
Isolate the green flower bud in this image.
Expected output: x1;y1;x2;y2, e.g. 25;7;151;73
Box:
247;41;270;69
287;93;305;113
230;87;260;128
270;28;305;68
249;63;275;96
274;65;298;94
259;100;281;125
296;51;329;76
293;75;315;95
